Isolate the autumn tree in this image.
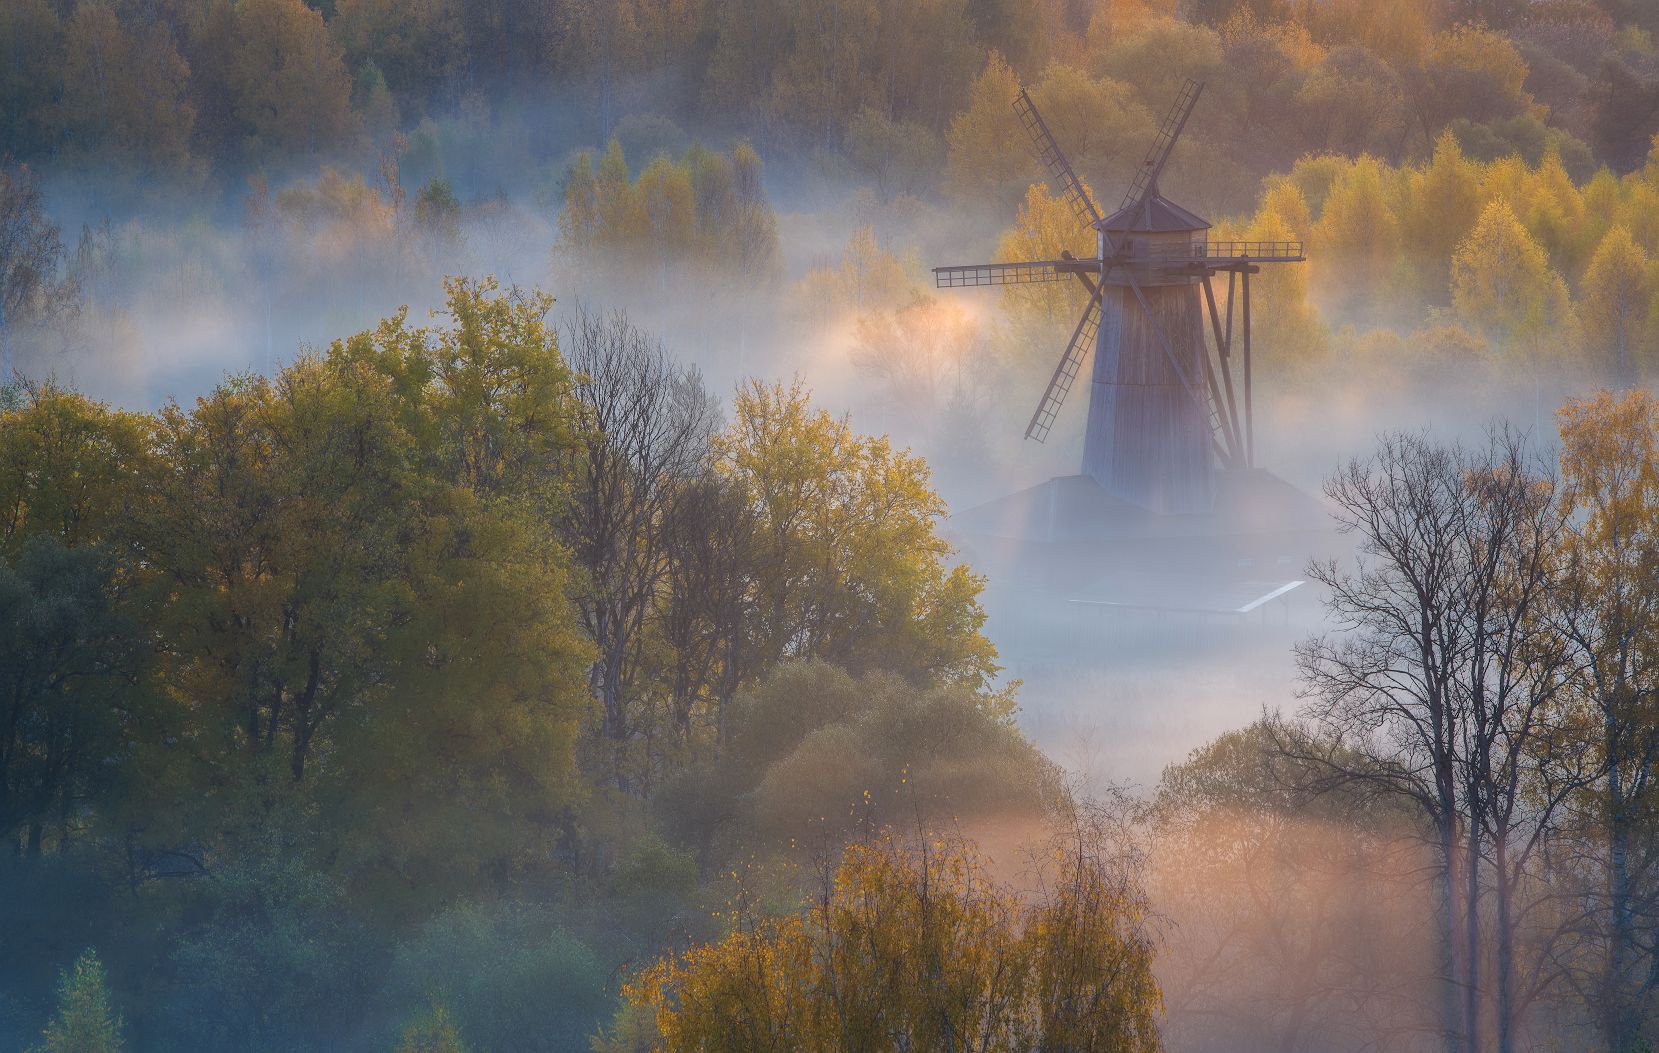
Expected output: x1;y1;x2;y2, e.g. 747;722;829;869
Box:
614;828;1160;1052
228;0;358;158
1413;25;1536;141
0;385;153;858
394;1002;471;1053
331;0;466;110
995;184;1097;332
1151;721;1432;1052
558;139;780;289
59;5;196;178
0;0;63;162
944;50;1028;210
1555;390;1659;1053
143;278;589;911
1309;155;1399;323
1451;197;1572;353
1398;132;1485;304
1579;226;1657;383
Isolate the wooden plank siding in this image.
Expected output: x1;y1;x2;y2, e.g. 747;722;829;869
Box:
1083;282;1214;514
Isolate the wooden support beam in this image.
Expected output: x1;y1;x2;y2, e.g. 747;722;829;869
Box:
1202;273;1243;463
1242;267;1253;468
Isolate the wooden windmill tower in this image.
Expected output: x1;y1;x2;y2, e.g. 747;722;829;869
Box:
936;80;1305;515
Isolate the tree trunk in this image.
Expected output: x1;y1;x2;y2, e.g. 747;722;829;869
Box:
1607;739;1636;1052
1465;820;1483;1053
1439;811;1467;1053
1494;829;1516;1053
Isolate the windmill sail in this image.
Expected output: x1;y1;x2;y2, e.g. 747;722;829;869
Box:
1014;89;1101;230
1026;290;1103;443
1121;79;1203;212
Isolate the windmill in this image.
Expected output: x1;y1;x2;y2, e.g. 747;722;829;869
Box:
936;80;1305;515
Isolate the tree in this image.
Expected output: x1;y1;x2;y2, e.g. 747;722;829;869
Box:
0;0;63;161
616;826;1161;1052
59;5;196;178
1451;198;1572;351
228;0;357;158
1151;721;1434;1053
0;538;148;858
1310;155;1399;323
944;50;1029;210
995;183;1097;331
1290;429;1568;1053
0;165;64;380
1399;132;1485;304
718;379;997;689
0;386;152;856
385;904;609;1052
658;661;1043;856
145;279;589;911
1579;226;1656;383
331;0;465;110
559;306;717;790
1555;390;1659;1053
34;950;122;1053
847;106;942;199
1414;25;1535;140
394;1003;470;1053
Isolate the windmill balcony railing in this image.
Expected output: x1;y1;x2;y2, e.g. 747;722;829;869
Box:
1135;240;1305;262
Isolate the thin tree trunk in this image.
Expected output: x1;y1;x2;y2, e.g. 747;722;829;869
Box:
1494;829;1516;1053
1465;820;1483;1053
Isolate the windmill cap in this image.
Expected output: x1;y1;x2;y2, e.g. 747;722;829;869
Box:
1098;192;1211;233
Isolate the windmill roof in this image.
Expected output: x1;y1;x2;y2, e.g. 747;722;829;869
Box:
1097;192;1211;233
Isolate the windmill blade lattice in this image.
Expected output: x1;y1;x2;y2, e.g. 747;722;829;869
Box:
934;261;1071;288
1014;89;1102;230
1121;79;1203;211
1025;288;1103;443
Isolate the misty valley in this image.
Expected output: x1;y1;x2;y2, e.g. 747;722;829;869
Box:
5;1;1659;1051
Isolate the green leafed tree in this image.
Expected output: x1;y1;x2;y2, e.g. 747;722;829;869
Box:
34;950;122;1053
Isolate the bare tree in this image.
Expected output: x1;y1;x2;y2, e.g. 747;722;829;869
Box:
1290;432;1478;1053
1288;429;1577;1053
1455;440;1580;1053
560;306;717;791
657;471;758;750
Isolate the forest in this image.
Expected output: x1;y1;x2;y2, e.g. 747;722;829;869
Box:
8;0;1659;1051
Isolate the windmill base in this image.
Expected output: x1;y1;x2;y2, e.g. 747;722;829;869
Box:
945;468;1341;616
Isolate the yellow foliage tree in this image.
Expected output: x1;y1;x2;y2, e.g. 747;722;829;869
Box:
945;50;1035;210
1522;149;1590;275
1451;197;1572;351
995;183;1098;332
1310;155;1399;322
1398;132;1484;304
60;5;196;176
1579;226;1657;382
1222;186;1327;370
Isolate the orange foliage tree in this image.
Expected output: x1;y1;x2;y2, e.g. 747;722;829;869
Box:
608;830;1163;1052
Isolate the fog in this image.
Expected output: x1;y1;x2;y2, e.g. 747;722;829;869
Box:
10;109;1625;1053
